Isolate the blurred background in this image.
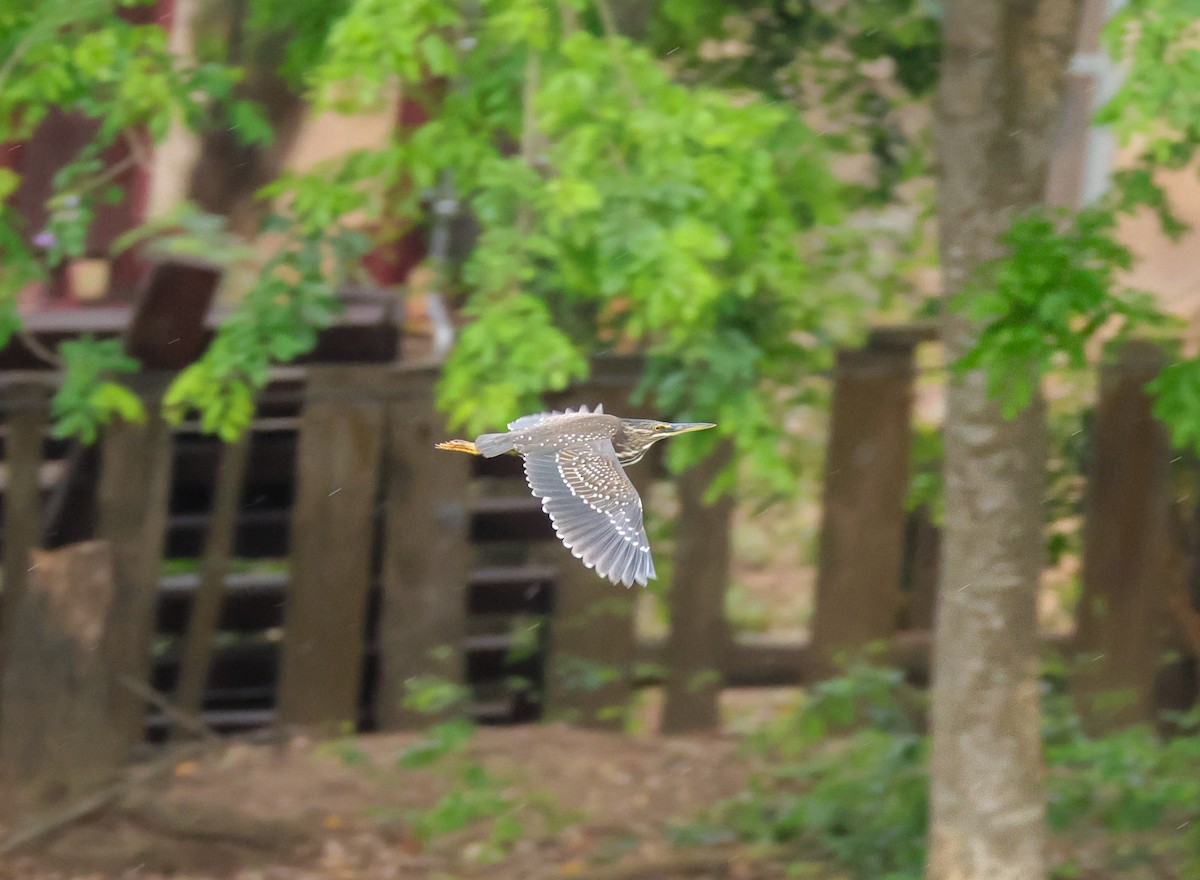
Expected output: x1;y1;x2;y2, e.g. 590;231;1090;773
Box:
0;1;1199;878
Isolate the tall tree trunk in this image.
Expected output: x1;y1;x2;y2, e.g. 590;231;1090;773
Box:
928;3;1081;880
185;1;308;235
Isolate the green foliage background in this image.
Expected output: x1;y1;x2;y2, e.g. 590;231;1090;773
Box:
1;0;1199;474
0;0;943;499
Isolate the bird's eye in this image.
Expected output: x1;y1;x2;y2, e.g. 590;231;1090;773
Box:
654;424;668;432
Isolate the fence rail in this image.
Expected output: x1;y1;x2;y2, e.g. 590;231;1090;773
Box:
0;287;1193;788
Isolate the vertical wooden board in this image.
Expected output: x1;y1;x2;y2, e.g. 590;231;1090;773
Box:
1074;342;1175;728
540;371;647;729
0;385;48;682
174;434;252;719
277;366;385;728
811;340;916;660
96;388;175;748
902;505;941;633
661;441;735;734
376;366;471;729
0;542;124;815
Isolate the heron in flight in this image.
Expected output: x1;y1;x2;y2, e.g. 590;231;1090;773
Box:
436;405;714;587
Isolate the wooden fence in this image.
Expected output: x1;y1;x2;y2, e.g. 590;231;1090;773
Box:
0;306;1195;768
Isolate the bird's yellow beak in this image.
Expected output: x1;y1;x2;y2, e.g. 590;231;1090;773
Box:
665;422;716;435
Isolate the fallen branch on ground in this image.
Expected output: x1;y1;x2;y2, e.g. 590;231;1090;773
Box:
0;739;209;856
0;678;225;854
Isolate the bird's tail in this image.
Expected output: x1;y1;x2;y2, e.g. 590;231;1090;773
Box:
435;439;481;455
473;432;516;458
435;433;516;458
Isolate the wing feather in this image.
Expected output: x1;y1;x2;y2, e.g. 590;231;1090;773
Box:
522;440;654;587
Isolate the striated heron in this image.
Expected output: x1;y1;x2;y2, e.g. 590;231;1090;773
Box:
436;405;715;587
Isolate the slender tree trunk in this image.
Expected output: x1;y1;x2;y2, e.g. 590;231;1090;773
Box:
928;3;1081;880
185;1;308;235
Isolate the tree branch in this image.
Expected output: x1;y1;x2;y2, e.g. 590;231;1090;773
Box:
594;0;643;110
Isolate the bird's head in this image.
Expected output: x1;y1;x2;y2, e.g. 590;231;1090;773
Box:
613;419;716;466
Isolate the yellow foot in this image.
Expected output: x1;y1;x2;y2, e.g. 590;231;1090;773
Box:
435;439;480;455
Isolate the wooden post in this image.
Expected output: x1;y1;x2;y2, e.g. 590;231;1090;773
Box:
0;385;48;682
95;386;175;747
277;366;386;728
173;434;251;720
811;334;917;660
540;359;645;728
0;542;126;816
661;441;735;734
1074;341;1176;728
375;365;471;729
902;505;941;633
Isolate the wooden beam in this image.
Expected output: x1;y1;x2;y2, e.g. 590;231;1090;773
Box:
375;365;472;729
1074;341;1176;728
95;382;175;750
661;441;734;734
811;337;917;659
276;366;386;728
0;385;48;682
172;434;251;721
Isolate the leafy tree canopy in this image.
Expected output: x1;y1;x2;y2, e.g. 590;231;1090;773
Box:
0;0;940;499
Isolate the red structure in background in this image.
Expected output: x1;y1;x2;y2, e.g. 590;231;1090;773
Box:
1;0;175;310
6;5;435;314
360;90;442;288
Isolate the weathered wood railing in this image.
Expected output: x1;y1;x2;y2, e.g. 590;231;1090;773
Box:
0;322;1194;775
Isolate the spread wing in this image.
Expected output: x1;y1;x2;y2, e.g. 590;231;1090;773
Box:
522;440;655;587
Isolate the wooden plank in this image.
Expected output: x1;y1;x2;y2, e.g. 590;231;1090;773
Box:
810;338;916;659
660;441;735;733
276;366;386;728
95;384;175;748
0;542;125;816
172;434;252;721
469;494;555;542
638;630;1074;688
539;379;650;729
154;563;557;635
375;365;472;729
0;385;48;681
1073;341;1177;728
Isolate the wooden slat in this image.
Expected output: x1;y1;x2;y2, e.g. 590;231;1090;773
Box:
810;337;917;659
469;495;556;543
661;441;735;733
375;366;472;729
0;295;398;372
165;507;291;558
0;386;48;678
276;366;386;728
95;382;175;750
154;564;556;636
638;630;1075;688
173;435;252;721
1074;341;1177;728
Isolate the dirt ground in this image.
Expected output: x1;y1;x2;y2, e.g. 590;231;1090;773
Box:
0;724;808;880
